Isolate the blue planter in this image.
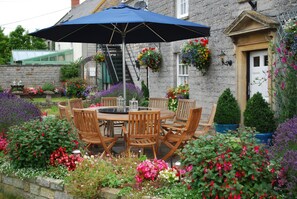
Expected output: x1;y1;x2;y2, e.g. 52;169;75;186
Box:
255;132;273;145
215;123;239;134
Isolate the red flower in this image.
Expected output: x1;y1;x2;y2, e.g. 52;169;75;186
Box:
41;133;45;137
254;146;260;153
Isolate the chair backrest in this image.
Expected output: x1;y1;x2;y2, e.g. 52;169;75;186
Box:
69;98;83;115
58;102;71;121
206;104;217;125
72;108;103;140
101;97;117;106
184;107;202;138
127;110;161;140
148;98;169;110
176;99;196;121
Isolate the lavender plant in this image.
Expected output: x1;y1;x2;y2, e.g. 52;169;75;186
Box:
269;116;297;198
89;82;144;105
0;93;41;132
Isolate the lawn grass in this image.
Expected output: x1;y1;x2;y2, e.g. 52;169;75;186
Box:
31;96;69;103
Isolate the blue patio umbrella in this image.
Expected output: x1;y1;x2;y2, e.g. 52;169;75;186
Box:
30;3;210;101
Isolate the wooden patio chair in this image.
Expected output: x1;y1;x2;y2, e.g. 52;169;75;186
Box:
72;108;117;157
101;97;117;106
69;98;83;116
160;107;202;160
148;97;169;110
100;97;124;137
58;101;71;122
194;104;217;137
122;110;161;159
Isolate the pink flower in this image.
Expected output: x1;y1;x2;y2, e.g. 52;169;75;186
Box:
281;56;287;63
254;146;260;153
281;82;285;90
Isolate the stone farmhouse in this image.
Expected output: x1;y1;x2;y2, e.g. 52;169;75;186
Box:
54;0;296;119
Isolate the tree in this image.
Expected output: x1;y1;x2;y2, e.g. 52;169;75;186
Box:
0;25;47;64
0;27;10;64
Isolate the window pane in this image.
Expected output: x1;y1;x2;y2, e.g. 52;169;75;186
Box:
253;56;260;67
264;55;268;66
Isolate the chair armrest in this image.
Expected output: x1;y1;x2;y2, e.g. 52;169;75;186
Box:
199;122;212;127
161;123;186;131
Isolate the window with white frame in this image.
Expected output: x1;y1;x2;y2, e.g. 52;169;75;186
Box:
176;0;189;19
176;54;189;86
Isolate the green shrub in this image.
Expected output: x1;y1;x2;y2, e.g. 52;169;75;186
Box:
214;88;241;124
6;117;79;168
244;92;276;132
60;59;80;82
41;82;55;92
141;80;149;107
180;128;278;198
0;85;3;92
66;77;87;99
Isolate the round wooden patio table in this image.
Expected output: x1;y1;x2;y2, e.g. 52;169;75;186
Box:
85;106;175;136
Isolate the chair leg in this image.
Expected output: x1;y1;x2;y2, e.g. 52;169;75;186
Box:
152;145;156;159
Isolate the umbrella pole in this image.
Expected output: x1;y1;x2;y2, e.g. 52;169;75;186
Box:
122;35;126;104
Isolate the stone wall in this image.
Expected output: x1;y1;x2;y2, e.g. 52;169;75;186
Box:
0;173;122;199
0;65;62;89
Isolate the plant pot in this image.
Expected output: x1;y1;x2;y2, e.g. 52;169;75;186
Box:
215;123;239;134
255;132;273;145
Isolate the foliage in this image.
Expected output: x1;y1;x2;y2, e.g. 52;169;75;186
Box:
137;47;162;72
181;38;211;75
0;85;3;93
65;155;140;198
89;82;144;105
180;128;278;198
41;82;55;92
269;116;297;198
60;59;81;82
94;50;105;63
49;147;83;171
66;77;87;99
0;93;41;132
6;117;79;168
244;92;276;133
271;18;297;122
140;80;149;107
214;88;241;124
135;159;168;184
0;26;47;64
166;84;189;111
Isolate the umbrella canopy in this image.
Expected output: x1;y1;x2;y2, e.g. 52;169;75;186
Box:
30;3;210;100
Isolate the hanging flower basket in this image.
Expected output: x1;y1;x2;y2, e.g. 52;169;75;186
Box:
137;47;162;72
181;38;211;75
94;51;105;63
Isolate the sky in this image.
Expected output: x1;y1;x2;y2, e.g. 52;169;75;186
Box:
0;0;83;35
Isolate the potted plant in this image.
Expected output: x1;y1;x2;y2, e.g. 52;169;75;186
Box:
243;92;276;145
181;38;211;76
94;51;105;63
137;47;162;72
214;88;241;133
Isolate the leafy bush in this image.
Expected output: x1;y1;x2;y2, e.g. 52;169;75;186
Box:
65;155;140;198
66;77;87;99
89;82;144;105
270;116;297;198
140;80;149;106
244;92;276;132
60;60;80;81
6;117;79;168
214;88;241;124
0;85;3;92
180;128;278;198
41;82;55;92
0;93;41;132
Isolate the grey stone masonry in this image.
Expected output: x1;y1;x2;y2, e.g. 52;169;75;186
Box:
0;65;62;90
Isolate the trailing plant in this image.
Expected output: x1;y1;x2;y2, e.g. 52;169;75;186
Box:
6;117;79;168
166;84;189;111
244;92;276;133
269;116;297;198
137;47;162;72
271;18;297;122
41;82;55;92
66;77;87;99
94;50;105;63
0;93;41;132
89;82;144;105
214;88;241;124
180;128;279;198
60;59;81;82
181;38;211;75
